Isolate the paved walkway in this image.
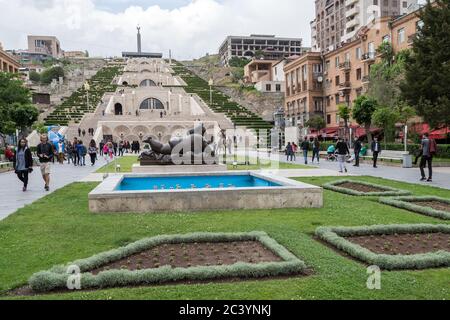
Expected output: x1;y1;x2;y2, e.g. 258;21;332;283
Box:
250;151;450;190
0;158;106;221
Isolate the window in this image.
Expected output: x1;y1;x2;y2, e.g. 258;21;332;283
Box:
140;98;164;110
356;68;362;80
139;79;157;87
345;52;350;62
398;28;405;44
335;56;340;68
416;20;424;31
327;114;331;125
335;75;340;86
335;94;340;104
266;84;272;92
368;42;375;55
276;84;281;92
382;35;391;43
356;47;362;60
403;1;408;8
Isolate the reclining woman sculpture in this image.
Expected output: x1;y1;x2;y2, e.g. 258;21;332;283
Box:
139;124;217;165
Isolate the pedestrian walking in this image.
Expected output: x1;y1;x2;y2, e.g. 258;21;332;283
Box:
36;134;54;191
13;139;33;192
82;129;86;137
56;140;65;164
66;141;74;164
77;141;87;166
286;142;294;162
353;137;362;167
292;142;298;161
301;138;310;165
88;140;98;166
99;140;105;157
311;138;321;164
119;141;124;157
78;128;81;137
420;133;436;182
371;137;382;168
336;137;350;173
73;138;79;166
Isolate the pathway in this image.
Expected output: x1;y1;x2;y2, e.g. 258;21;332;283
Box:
0;157;106;221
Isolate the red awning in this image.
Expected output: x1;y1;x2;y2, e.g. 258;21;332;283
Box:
430;127;450;140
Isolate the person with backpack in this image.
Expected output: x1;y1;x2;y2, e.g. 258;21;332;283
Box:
88;140;98;166
311;138;321;164
420;133;436;182
336;137;350;173
37;134;54;191
77;141;87;166
353;137;362;167
13;138;33;192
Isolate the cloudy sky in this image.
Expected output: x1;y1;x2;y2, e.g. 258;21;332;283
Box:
0;0;315;59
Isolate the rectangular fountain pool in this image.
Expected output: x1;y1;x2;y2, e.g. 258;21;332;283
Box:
89;172;323;214
117;175;281;191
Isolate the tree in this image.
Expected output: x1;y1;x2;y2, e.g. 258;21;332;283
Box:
0;73;37;144
338;104;351;140
401;0;450;128
372;106;400;148
40;66;64;84
305;115;326;131
228;57;249;68
352;95;379;143
29;71;41;83
254;50;265;59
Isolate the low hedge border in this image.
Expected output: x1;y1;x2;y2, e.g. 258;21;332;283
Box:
323;180;412;197
315;224;450;270
28;231;307;293
379;196;450;220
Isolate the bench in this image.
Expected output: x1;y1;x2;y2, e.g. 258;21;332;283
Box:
0;161;13;172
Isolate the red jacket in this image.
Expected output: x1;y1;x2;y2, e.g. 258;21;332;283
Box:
5;148;14;161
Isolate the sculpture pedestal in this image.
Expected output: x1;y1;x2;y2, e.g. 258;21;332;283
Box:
132;164;228;174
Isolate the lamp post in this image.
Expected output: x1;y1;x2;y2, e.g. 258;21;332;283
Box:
208;78;214;106
84;81;90;110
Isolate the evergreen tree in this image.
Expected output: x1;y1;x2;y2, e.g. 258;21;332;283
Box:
401;0;450;128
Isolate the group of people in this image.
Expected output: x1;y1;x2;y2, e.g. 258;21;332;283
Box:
66;138;99;167
285;133;437;180
77;127;95;137
98;140;140;158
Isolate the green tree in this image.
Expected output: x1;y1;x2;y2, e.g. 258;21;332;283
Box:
305;115;326;131
401;0;450;128
372;106;400;148
254;50;265;59
0;73;37;144
228;57;249;68
338;104;351;140
40;66;64;84
29;71;41;83
32;122;49;134
352;95;379;144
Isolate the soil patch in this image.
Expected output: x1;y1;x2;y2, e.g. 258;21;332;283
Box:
409;201;450;213
91;241;282;274
346;232;450;255
337;182;386;193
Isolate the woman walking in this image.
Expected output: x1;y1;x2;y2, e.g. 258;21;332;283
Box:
13;139;33;192
88;140;98;166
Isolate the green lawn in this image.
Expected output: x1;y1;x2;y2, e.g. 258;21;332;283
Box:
96;155;311;173
0;176;449;300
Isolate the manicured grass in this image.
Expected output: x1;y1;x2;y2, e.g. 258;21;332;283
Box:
0;176;449;300
96;155;310;173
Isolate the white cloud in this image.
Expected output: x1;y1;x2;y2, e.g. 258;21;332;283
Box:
0;0;314;59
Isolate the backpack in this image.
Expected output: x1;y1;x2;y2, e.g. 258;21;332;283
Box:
429;139;437;156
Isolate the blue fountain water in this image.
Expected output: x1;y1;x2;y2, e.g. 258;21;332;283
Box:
117;175;281;191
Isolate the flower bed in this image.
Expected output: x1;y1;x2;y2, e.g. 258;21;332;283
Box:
29;231;307;293
323;180;411;197
316;224;450;270
379;196;450;220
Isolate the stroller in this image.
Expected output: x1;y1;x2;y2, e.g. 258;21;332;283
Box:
326;145;337;162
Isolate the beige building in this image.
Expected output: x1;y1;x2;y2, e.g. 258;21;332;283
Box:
28;35;63;59
311;0;418;53
0;42;20;73
64;51;86;58
285;7;423;134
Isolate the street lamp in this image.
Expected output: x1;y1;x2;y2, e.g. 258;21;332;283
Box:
84;81;90;110
208;78;214;106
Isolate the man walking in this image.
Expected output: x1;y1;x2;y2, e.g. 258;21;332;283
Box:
353;137;362;167
78;127;81;137
286;142;293;162
420;133;436;182
301;138;310;165
336;137;350;173
371;137;382;168
37;134;54;191
311;138;320;164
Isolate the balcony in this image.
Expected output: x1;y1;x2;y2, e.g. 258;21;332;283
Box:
345;0;358;6
313;72;323;80
408;33;417;44
362;75;370;84
346;6;359;18
338;81;351;91
339;61;351;71
361;52;376;63
346;17;360;30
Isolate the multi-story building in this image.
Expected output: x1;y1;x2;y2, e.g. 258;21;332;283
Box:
0;42;20;73
312;0;418;53
27;35;63;59
219;34;305;66
285;6;423;135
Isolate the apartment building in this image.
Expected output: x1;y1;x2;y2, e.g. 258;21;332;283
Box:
0;42;20;73
219;35;304;66
285;7;423;133
28;35;63;59
312;0;418;53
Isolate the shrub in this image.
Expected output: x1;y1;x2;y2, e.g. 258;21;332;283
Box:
323;180;411;197
379;196;450;220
